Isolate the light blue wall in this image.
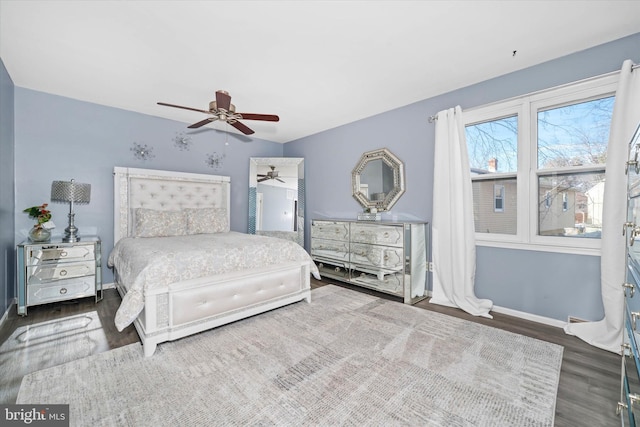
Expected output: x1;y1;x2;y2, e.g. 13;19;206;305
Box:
13;89;284;285
0;58;15;313
285;32;640;322
7;33;640;323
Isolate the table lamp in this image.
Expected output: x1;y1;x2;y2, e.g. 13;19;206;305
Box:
51;179;91;242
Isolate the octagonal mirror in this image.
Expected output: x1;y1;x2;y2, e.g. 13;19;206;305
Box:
352;148;405;212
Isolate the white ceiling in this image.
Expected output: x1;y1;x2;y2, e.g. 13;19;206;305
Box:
1;1;639;143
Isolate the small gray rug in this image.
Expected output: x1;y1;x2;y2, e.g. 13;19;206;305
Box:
18;285;562;426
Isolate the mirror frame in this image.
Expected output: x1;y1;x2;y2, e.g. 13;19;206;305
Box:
351;148;405;212
248;157;305;247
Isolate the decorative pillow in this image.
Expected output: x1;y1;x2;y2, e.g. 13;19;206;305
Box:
134;208;187;238
184;208;229;234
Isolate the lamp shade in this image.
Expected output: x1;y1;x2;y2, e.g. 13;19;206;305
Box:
51;180;91;204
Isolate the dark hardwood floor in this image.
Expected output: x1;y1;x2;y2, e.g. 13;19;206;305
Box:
0;279;622;426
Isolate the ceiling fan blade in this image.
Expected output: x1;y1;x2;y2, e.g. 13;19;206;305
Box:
257;177;269;182
276;178;285;183
237;113;280;122
257;174;268;177
157;102;210;114
187;117;216;129
230;120;255;135
216;90;232;111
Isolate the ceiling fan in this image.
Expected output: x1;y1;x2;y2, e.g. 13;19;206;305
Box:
157;90;279;135
258;166;285;183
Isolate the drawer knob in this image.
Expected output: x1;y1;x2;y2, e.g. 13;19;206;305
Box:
59;269;68;276
632;312;640;330
623;282;636;298
60;287;67;295
60;251;68;257
384;232;389;237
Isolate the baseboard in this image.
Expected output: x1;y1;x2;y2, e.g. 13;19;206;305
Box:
103;282;116;290
491;304;567;329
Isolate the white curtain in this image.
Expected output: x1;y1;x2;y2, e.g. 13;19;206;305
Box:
564;60;640;353
431;106;493;318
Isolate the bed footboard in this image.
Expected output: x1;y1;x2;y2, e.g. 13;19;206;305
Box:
116;261;311;357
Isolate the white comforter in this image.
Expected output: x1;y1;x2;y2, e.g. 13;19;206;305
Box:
108;232;320;331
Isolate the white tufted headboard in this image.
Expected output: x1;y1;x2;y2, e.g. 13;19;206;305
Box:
113;167;231;243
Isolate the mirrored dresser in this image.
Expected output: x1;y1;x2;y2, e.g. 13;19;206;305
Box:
311;219;429;304
620;123;640;425
16;236;103;315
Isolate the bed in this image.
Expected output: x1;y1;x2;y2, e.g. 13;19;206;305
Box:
109;166;320;357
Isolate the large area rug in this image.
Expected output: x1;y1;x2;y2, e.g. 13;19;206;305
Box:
17;285;563;426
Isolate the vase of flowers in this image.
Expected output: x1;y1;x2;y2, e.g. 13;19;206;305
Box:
24;203;53;242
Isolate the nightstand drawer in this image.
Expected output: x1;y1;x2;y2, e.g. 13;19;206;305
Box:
28;245;95;264
27;261;95;283
27;276;95;306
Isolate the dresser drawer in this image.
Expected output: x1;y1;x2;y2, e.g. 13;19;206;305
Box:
311;238;349;262
28;244;95;265
314;259;350;281
350;223;403;246
27;276;96;306
351;243;403;269
311;221;349;241
351;270;404;295
27;261;96;283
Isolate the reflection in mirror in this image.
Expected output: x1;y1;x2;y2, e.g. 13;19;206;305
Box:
352;148;405;213
248;158;304;246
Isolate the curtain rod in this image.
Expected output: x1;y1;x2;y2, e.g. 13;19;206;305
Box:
427;61;639;123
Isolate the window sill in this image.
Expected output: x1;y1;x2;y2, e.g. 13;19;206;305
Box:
475;239;600;257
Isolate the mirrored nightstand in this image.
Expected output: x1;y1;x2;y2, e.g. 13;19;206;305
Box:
16;236;102;316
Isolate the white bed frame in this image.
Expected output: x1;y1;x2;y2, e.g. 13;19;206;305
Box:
112;167;312;357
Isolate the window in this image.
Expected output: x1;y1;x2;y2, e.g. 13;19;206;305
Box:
494;184;505;212
463;73;618;254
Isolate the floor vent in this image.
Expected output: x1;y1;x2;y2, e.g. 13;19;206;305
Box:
568;316;588;324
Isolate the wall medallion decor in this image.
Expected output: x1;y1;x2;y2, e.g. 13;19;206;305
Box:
173;132;192;151
131;142;155;161
205;152;225;170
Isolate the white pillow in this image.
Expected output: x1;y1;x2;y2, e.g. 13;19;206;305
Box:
134;208;187;238
184;208;229;234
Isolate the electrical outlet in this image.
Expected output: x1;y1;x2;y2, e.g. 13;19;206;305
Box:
428;262;434;272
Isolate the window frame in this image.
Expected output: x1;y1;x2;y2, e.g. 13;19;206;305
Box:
463;73;619;256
